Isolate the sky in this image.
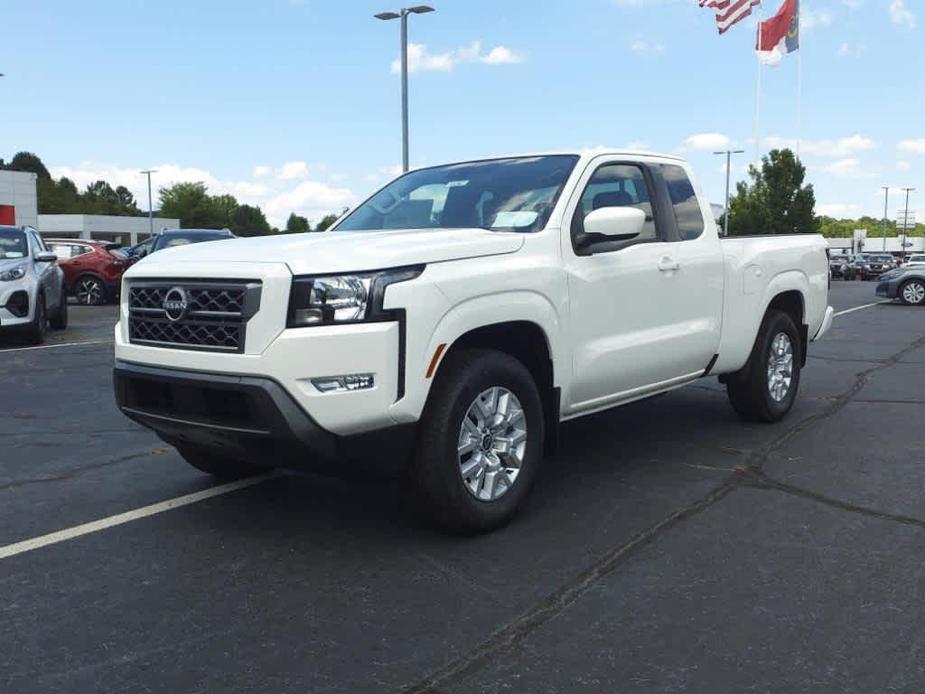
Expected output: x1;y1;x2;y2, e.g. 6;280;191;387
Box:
2;0;923;226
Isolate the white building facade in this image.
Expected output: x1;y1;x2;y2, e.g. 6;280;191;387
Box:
0;170;39;228
37;214;180;246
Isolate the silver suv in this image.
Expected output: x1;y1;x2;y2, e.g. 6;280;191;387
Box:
0;225;68;344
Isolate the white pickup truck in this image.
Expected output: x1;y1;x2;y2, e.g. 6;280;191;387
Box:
113;152;834;531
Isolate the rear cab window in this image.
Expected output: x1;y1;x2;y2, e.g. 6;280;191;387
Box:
661;164;705;241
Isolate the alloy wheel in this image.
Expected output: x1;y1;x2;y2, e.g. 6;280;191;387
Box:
766;332;794;403
902;281;925;305
76;277;103;305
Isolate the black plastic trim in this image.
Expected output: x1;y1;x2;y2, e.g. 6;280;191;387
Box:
702;353;719;377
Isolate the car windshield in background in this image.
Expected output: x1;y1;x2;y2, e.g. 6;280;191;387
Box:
869;255;892;262
0;229;28;259
154;232;229;251
335;155;580;234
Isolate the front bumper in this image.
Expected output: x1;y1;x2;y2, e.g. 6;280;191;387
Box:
0;278;36;328
812;306;835;341
876;280;899;299
113;361;416;477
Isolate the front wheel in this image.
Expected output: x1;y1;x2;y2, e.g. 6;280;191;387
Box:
726;310;802;423
411;349;545;533
23;293;47;345
899;278;925;306
176;444;268;480
49;290;68;330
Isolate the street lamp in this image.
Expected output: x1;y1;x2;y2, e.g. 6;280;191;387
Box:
713;150;745;237
140;170;157;239
900;187;916;259
881;185;889;252
375;5;435;173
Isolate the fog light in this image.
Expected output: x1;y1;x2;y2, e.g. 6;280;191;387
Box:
311;373;375;393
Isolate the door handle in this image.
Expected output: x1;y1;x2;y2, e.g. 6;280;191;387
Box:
657;257;680;272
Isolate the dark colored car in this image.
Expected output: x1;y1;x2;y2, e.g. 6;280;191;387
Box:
876;265;925;305
144;228;236;257
848;253;896;281
45;239;131;305
829;254;850;279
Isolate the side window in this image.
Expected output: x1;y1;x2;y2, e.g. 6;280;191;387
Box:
662;164;705;241
48;243;71;259
28;232;46;256
74;244;92;256
572;163;657;252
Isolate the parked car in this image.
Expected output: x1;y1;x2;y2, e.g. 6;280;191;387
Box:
45;238;131;305
829;253;850;279
0;225;68;343
847;253;896;280
903;254;925;266
877;264;925;305
113;152;833;532
139;228;236;258
123;236;155;260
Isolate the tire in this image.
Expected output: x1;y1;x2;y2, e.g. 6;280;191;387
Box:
23;293;47;345
75;275;106;305
49;290;68;330
726;309;802;423
899;278;925;306
176;444;267;480
411;348;545;534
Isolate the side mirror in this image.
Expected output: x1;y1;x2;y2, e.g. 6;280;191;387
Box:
583;206;646;240
35;251;58;263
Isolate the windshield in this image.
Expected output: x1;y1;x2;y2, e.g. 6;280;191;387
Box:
0;228;28;259
335;155;580;234
868;255;892;262
154;232;228;252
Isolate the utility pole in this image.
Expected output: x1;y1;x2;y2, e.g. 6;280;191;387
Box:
375;6;435;172
900;187;916;260
140;170;157;239
713;150;745;236
881;186;889;252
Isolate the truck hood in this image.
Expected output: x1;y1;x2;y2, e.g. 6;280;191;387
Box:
139;228;524;276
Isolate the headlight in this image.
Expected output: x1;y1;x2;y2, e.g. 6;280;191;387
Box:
287;266;423;328
0;265;26;281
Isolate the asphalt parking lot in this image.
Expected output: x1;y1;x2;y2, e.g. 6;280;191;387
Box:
1;282;923;693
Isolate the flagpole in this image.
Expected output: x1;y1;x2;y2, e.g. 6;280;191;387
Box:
796;9;803;160
754;6;763;166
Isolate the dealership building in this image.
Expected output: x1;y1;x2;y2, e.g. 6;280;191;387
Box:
0;170;39;228
37;214;180;246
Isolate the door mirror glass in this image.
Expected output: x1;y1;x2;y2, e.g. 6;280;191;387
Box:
583;207;646;240
35;251;58;263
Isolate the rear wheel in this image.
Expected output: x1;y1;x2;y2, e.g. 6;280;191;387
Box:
75;276;106;305
899;278;925;306
726;310;802;423
176;444;267;480
411;349;544;533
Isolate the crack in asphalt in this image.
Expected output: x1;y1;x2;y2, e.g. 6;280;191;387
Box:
403;332;925;694
0;448;172;492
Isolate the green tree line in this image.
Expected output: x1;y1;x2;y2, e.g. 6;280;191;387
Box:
0;151;343;236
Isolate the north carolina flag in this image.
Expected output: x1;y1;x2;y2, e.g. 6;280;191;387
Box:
757;0;800;65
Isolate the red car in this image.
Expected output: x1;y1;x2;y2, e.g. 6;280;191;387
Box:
45;239;132;305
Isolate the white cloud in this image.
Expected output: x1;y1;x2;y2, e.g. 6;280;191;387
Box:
898;139;925;154
823;158;874;178
391;41;523;74
630;39;665;55
278;161;309;180
626;141;650;150
897;160;912;171
683;133;731;151
889;0;916;29
50;161;354;227
817;202;865;218
802;8;833;30
836;42;865;57
764;134;876;157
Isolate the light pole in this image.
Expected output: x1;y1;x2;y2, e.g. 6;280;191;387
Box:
375;5;435;173
140;170;157;239
881;186;889;252
713;149;745;236
900;187;915;260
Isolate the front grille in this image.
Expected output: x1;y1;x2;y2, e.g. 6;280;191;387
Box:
127;280;261;353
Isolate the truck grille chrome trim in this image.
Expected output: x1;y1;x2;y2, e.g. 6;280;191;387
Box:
127;279;262;353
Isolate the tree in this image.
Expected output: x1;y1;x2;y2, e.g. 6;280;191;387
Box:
231;204;271;237
285;212;311;233
4;151;51;179
728;149;818;236
159;182;223;228
315;210;345;232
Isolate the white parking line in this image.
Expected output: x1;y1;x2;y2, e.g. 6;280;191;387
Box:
0;472;275;561
834;301;891;317
0;338;113;353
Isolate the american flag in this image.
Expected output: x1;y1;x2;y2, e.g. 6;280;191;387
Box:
700;0;761;34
